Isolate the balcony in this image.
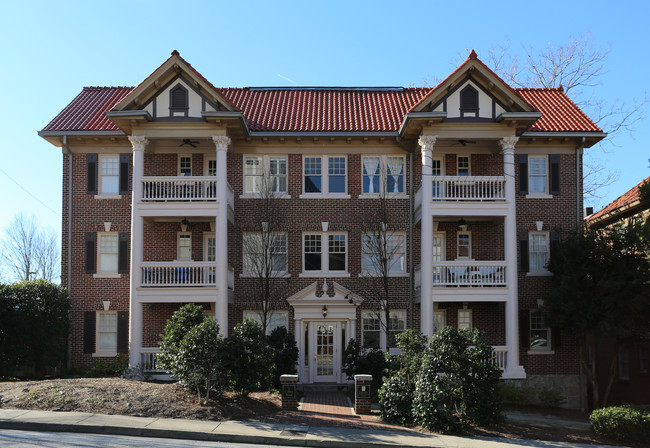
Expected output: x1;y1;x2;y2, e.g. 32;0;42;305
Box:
415;261;508;302
139;261;234;290
415;176;508;219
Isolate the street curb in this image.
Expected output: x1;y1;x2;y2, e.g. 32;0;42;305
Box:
0;420;443;448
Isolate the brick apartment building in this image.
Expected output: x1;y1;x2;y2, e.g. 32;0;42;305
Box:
39;50;604;406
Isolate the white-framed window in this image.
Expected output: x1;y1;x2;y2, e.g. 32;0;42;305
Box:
242;232;288;275
205;157;217;176
619;348;630;380
458;308;472;330
243;155;288;195
243;310;288;335
177;232;192;261
302;156;348;196
302;233;347;275
529;310;552;352
204;233;216;262
434;309;447;333
457;231;471;259
361;233;406;275
361;156;405;195
99;155;120;195
96;311;117;355
388;310;406;348
528;156;547;194
529;232;550;274
362;311;381;349
98;233;118;274
457;155;470;176
179;155;192;176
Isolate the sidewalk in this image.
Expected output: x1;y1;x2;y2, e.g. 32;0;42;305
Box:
0;407;621;448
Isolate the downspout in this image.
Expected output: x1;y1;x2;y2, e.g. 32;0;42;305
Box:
63;135;72;369
576;137;585;227
397;136;415;329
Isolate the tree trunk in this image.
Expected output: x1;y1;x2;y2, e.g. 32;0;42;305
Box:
601;343;619;408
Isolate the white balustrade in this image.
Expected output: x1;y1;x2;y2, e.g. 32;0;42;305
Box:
140;262;217;287
141;176;217;202
492;346;508;370
432;261;507;287
140;348;163;373
432;176;506;201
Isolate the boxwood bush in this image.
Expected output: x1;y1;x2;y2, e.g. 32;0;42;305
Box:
590;405;650;444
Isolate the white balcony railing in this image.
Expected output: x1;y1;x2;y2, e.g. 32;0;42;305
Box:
141;176;218;202
141;348;163;373
432;261;507;287
492;346;507;370
140;262;217;287
433;176;506;201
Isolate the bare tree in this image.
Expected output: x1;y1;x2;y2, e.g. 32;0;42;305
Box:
240;164;287;334
1;213;60;283
476;35;647;202
360;164;406;348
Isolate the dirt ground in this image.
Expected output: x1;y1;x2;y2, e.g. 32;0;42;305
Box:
0;378;625;446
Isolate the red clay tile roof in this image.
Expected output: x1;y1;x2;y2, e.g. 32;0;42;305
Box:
516;88;601;132
40;85;601;134
41;87;133;132
585;176;650;224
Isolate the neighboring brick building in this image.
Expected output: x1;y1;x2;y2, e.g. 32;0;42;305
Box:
39;50;604;405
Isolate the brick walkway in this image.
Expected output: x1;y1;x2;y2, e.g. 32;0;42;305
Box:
244;390;411;431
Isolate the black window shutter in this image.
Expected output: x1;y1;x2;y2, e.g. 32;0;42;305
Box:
87;154;98;195
519;310;530;350
119;153;130;194
549;154;561;195
551;327;561;350
518;232;529;272
550;231;561;262
85;232;97;274
83;311;96;354
518;154;528;195
117;311;129;354
118;232;129;274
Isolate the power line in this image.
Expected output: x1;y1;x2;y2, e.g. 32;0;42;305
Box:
0;167;60;217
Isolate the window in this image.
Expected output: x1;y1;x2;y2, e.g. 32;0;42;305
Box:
179;156;192;176
434;310;446;333
243;156;288;195
303;233;347;274
529;232;550;273
362;156;405;194
303;156;347;196
97;311;117;354
619;348;630;380
98;233;118;274
205;158;217;176
457;232;471;259
529;310;551;351
242;233;288;275
388;311;406;348
362;233;406;274
243;311;288;335
529;156;547;194
458;309;472;330
177;232;192;261
457;156;470;176
362;311;380;349
99;156;119;194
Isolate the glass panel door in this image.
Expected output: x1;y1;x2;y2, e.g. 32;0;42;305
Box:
313;323;338;382
432;232;445;284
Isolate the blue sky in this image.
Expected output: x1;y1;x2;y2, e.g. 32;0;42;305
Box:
0;0;648;266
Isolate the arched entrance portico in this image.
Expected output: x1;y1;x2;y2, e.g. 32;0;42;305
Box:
287;281;363;384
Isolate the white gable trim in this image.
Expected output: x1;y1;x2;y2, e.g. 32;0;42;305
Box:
287;281;363;320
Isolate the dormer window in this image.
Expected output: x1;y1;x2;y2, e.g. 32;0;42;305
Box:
169;84;189;117
460;85;478;117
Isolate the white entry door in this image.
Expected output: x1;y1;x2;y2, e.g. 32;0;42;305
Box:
310;322;339;383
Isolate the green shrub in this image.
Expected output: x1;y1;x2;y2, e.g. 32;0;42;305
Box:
590;405;650;444
537;386;566;408
268;326;299;388
498;382;533;406
85;355;128;377
412;327;502;433
158;303;206;375
379;370;414;425
223;319;273;396
342;338;388;391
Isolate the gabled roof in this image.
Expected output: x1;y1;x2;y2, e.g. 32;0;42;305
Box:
586;176;650;225
39;51;603;136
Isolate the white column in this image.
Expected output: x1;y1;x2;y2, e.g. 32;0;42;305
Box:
127;136;148;367
295;319;303;382
499;136;526;379
213;135;231;336
418;135;437;337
